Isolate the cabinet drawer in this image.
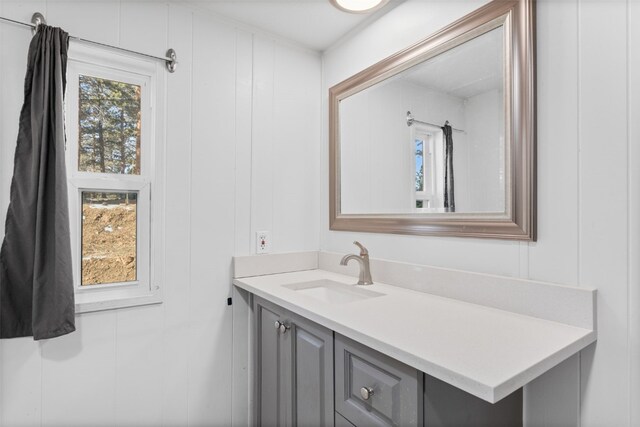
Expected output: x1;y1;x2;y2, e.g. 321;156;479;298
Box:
335;334;423;427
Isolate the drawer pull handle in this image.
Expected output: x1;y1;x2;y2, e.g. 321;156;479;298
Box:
360;386;374;400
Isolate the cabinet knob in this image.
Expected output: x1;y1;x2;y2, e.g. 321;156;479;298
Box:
274;320;290;334
360;386;374;401
279;322;290;334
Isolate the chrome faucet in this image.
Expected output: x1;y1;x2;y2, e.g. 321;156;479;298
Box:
340;241;373;286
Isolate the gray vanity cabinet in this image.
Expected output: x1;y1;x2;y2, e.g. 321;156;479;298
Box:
253;296;522;427
254;296;334;427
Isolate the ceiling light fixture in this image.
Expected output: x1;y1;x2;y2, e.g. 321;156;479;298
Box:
330;0;389;14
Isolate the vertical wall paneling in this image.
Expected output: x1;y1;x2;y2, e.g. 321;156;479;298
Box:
0;2;322;426
41;312;118;426
39;3;121;425
188;13;236;426
114;3;168;425
321;0;638;425
523;1;581;424
627;1;640;426
629;2;640;425
46;1;119;45
251;36;275;253
232;29;254;426
235;30;254;256
578;1;629;426
272;43;321;253
527;0;580;286
162;4;193;424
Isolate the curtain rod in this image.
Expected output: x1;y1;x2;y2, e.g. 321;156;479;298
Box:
0;13;178;73
406;111;465;133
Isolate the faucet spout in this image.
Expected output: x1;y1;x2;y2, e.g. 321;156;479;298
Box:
340;243;373;286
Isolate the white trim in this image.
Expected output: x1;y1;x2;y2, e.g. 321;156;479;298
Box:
411;124;443;211
65;41;165;313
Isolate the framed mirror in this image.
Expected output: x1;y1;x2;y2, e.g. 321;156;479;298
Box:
329;0;536;240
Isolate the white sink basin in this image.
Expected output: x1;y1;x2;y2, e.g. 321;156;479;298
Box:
284;279;384;304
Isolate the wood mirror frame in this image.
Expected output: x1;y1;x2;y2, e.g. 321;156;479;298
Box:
329;0;536;240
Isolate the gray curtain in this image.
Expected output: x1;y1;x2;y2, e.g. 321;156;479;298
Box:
443;124;455;212
0;25;75;340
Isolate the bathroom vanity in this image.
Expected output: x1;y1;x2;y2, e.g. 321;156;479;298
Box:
233;252;597;427
252;294;521;427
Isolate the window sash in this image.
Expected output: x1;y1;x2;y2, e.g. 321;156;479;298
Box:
64;42;164;313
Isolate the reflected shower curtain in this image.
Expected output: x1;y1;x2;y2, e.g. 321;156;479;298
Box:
443;124;455;212
0;26;75;340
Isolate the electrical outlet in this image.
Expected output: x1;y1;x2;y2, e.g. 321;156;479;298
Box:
256;231;270;254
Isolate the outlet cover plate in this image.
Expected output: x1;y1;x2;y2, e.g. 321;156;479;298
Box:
256;231;270;254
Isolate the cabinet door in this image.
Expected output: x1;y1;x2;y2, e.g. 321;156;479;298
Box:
287;311;334;427
254;297;288;427
254;297;334;427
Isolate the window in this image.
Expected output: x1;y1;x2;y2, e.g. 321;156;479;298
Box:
412;126;443;210
66;43;164;312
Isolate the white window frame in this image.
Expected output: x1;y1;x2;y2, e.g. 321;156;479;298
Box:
65;42;165;313
412;126;439;210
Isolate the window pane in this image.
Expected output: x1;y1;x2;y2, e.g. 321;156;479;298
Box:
78;75;141;174
81;191;137;285
415;139;424;191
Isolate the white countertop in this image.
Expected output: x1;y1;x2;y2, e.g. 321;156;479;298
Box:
233;269;596;403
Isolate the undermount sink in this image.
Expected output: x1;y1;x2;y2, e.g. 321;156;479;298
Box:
284;279;384;304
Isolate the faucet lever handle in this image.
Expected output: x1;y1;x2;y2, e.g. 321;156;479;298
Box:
353;241;368;256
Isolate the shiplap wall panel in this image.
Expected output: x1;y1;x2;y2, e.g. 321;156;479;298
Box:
524;0;581;424
0;1;321;425
234;30;254;256
162;4;193;424
115;305;165;426
47;1;119;46
232;29;254;426
629;3;640;426
578;1;629;426
528;0;580;287
321;0;639;426
41;311;118;426
114;4;168;425
188;13;237;426
272;43;321;253
251;36;275;253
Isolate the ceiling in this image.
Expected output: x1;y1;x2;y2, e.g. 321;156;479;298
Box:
401;26;504;99
188;0;400;51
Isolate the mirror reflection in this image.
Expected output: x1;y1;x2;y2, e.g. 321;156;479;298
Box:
339;25;505;214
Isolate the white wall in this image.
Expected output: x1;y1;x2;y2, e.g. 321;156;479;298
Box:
322;1;640;426
0;1;320;426
340;78;467;213
465;88;505;212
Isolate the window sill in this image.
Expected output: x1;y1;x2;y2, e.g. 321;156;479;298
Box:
75;293;162;314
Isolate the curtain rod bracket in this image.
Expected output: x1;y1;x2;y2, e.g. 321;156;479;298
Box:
165;48;177;73
31;12;45;35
